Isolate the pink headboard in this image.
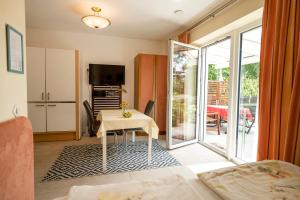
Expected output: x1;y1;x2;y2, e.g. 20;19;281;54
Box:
0;117;34;200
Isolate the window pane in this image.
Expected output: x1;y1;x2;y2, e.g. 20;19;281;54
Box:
204;38;231;153
171;43;199;146
236;26;262;162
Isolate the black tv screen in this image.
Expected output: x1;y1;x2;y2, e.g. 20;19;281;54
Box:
89;64;125;85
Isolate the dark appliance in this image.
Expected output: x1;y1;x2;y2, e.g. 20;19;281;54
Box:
89;64;125;85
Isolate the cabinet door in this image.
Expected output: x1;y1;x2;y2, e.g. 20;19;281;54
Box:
46;103;76;132
28;103;46;133
27;47;45;102
46;49;75;101
155;55;168;132
138;54;155;114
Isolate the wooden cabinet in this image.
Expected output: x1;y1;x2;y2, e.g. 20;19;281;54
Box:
46;49;75;101
135;54;155;113
27;103;47;133
134;54;168;133
154;55;168;132
27;47;46;102
46;103;76;132
27;47;80;141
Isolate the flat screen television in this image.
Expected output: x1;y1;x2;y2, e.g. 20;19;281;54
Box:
89;64;125;85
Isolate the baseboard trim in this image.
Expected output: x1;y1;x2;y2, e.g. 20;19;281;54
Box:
33;131;76;142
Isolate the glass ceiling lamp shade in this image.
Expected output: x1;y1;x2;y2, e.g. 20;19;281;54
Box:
81;7;111;29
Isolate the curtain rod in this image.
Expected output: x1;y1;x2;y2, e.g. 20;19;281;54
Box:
186;0;239;32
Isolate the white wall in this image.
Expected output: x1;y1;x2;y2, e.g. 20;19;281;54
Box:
0;0;27;122
26;28;167;132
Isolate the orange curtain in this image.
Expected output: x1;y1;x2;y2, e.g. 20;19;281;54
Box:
178;32;190;43
258;0;300;165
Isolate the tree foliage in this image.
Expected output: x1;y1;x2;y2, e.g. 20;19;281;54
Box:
240;63;259;98
208;62;259;98
208;64;230;81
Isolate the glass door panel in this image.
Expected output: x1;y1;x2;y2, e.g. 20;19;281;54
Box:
236;26;262;162
167;41;200;149
203;38;231;154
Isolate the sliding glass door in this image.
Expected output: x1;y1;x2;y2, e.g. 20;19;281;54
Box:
166;22;262;160
197;22;261;162
202;37;232;154
167;41;200;149
236;26;262;162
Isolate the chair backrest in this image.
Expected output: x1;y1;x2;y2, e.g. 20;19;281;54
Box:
83;100;95;126
144;100;155;116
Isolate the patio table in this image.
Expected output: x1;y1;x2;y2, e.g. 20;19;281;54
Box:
207;105;253;121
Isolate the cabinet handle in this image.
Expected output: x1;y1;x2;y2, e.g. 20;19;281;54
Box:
42;92;44;100
48;104;56;107
47;92;50;100
35;104;44;107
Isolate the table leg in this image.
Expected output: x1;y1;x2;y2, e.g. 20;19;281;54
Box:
132;131;135;142
217;113;220;135
125;131;128;149
148;131;152;166
102;131;107;171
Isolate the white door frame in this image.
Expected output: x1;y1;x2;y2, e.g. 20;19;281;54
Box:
230;20;262;163
167;40;201;149
198;35;234;158
197;19;262;161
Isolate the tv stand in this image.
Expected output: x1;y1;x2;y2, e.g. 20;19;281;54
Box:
91;85;122;118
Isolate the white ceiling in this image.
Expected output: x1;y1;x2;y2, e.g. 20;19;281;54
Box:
25;0;225;40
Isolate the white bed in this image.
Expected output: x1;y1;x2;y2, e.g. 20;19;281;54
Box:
56;175;221;200
56;160;300;200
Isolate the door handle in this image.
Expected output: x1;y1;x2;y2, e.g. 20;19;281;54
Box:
48;104;56;107
35;104;44;107
42;92;44;100
47;92;50;100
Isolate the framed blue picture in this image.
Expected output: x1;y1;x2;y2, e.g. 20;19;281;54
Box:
6;24;24;74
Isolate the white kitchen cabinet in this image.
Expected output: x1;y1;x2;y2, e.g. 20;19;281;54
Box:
27;47;46;102
27;47;78;136
27;103;47;133
46;49;75;101
46;103;76;132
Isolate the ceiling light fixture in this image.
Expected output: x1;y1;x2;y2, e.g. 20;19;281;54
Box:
81;6;111;29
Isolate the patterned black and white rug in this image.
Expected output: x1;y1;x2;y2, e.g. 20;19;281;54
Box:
42;140;181;181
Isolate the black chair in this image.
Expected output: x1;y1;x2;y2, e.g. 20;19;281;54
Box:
123;100;155;145
144;100;155;116
83;100;122;143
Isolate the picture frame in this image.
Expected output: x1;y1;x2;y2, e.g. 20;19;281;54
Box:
6;24;24;74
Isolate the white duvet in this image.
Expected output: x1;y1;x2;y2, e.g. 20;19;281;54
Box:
57;175;220;200
56;160;300;200
198;160;300;200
